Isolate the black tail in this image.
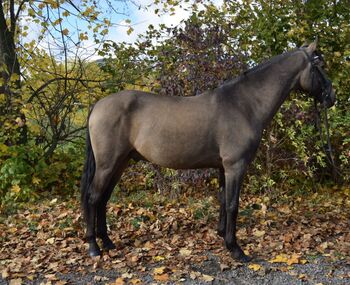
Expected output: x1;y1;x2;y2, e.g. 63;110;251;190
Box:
80;124;95;222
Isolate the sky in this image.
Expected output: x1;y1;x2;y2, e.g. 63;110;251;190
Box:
21;0;223;60
86;0;223;58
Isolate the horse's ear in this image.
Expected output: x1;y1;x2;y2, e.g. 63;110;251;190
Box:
306;39;318;53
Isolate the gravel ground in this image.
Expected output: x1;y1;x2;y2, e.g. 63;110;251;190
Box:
1;255;349;285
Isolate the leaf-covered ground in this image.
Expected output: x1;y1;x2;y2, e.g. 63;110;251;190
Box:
0;186;349;284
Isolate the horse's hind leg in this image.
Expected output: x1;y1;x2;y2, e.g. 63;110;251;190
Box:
96;162;127;251
86;166;115;256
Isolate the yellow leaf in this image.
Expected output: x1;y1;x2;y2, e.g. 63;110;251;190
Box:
253;229;265;238
269;253;301;265
0;143;8;153
179;248;192;256
269;254;289;264
32;177;41;185
113;277;125;285
127;27;134;35
11;185;21;194
153;255;165;262
248;264;262;271
153;266;166;275
46;237;55;244
130;279;142;285
62;29;69;36
287;254;301;265
0;93;5;103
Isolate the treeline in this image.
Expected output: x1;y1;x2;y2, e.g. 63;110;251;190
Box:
1;0;349;206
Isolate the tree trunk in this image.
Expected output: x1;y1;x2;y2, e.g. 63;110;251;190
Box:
0;0;26;143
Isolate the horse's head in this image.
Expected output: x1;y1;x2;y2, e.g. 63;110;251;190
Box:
299;41;336;108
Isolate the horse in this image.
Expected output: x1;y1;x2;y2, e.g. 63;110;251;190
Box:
80;41;335;262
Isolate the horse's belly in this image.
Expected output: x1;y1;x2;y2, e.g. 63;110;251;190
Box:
134;141;221;169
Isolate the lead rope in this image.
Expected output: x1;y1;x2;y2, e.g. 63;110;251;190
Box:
314;98;341;182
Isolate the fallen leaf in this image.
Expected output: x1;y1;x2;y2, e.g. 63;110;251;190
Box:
154;273;169;282
130;278;142;284
1;269;9;279
112;277;125;285
220;263;230;272
287;254;301;265
200;274;214;282
121;272;133;279
46;237;55;244
179;248;192;256
248;263;262;271
9;279;22;285
253;229;266;238
94;275;109;282
278;205;291;214
153;255;165;262
153;266;166;275
269;253;301;265
190;271;201;280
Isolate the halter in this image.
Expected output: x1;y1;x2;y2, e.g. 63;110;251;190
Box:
301;48;340;181
301;49;333;104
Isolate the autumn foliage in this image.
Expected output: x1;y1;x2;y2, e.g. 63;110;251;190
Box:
0;0;350;283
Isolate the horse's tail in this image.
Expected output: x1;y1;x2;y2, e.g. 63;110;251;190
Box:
80;116;95;222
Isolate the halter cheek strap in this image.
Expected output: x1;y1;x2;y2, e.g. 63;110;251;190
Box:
301;49;332;104
301;49;340;182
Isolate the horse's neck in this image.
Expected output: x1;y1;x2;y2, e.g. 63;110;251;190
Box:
238;52;305;127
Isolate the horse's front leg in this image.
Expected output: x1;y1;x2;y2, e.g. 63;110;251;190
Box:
224;159;251;262
217;168;226;237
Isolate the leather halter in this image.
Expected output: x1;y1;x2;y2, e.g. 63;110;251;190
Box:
301;49;332;104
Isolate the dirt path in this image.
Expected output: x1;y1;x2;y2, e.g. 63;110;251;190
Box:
1;255;349;284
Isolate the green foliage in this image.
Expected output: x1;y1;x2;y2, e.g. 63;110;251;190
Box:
0;138;84;208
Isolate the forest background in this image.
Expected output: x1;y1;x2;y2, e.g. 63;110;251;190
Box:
0;0;349;208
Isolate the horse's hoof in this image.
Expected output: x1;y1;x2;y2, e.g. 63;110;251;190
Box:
235;253;252;263
89;246;102;257
231;248;252;263
103;239;116;251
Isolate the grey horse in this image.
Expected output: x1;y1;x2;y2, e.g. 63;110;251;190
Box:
80;41;335;262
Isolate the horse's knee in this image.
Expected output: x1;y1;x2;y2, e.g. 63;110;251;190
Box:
88;191;103;206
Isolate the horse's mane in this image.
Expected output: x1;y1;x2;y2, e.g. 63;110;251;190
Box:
219;48;300;90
